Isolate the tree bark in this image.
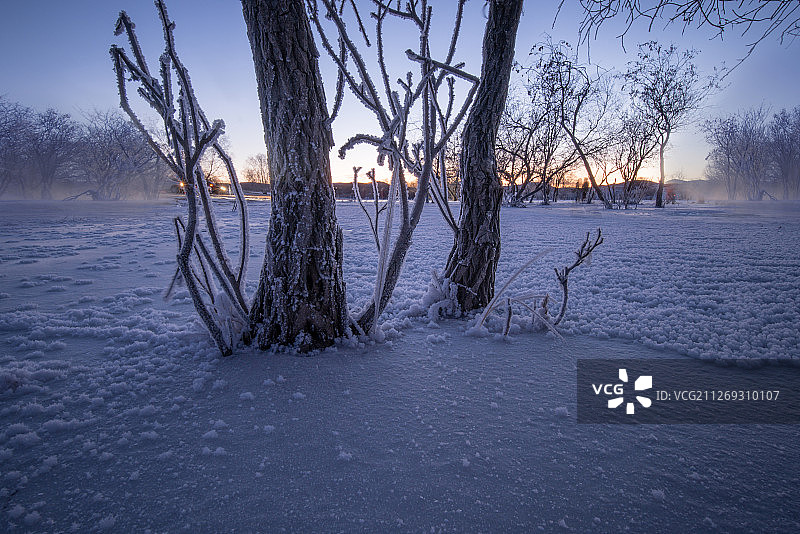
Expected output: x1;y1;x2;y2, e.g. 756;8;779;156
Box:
242;0;347;352
443;0;523;313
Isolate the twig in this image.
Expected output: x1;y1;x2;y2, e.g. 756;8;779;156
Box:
553;228;603;325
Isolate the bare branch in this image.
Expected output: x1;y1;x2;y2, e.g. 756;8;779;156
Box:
575;0;800;68
352;166;383;251
405;49;479;84
553;228;604;325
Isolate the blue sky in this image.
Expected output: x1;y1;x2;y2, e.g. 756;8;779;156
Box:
1;1;797;182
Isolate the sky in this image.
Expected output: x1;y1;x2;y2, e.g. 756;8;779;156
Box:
0;0;797;183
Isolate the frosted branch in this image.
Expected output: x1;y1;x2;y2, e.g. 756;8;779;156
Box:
111;0;251;356
553;228;604;325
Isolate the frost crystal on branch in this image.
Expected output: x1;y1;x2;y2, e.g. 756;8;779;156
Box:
111;0;250;356
471;229;603;338
309;0;477;334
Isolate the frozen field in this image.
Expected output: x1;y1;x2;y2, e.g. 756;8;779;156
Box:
1;199;799;532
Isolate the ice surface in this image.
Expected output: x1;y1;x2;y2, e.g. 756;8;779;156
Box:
0;199;799;531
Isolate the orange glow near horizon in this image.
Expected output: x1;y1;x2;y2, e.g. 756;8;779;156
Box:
244;159;665;186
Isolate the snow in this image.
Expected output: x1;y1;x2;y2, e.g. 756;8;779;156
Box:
0;198;799;531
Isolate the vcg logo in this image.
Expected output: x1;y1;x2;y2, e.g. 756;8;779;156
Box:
592;368;653;414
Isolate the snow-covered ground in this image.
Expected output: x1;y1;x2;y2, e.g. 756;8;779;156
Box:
1;198;798;532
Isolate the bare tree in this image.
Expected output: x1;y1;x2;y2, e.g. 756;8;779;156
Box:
242;0;348;350
442;0;524;313
138;157;170;200
703;115;740;199
496;87;578;206
431;123;461;218
549;169;568;203
592;154;619;204
571;0;796;204
495;96;536;206
112;1;250;355
135;117;179;198
575;178;589;202
428;132;462;205
526;40;615;209
72;110;158;200
704;107;773;201
0;99;31;198
769;107;800;200
27;109;79;200
198;137;232;185
624;42;711;207
736;107;772;201
243;153;269;184
609;111;658;208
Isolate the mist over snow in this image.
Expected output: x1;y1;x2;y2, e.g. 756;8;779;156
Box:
0;199;799;531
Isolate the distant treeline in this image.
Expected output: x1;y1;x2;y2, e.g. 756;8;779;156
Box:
0;98;270;201
704;107;800;201
0;99;168;200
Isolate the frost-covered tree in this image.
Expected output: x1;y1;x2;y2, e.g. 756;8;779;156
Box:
703;115;740;200
706;107;800;201
72;110;158;201
0;99;31;198
241;0;348;350
768;107;800;200
442;0;524;313
28;109;79;200
734;108;772;201
140;157;171;200
704;107;773;201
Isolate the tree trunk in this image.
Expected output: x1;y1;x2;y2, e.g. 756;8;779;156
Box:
569;129;612;209
443;0;523;313
655;132;669;208
40;181;53;200
242;0;347;352
40;164;55;200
